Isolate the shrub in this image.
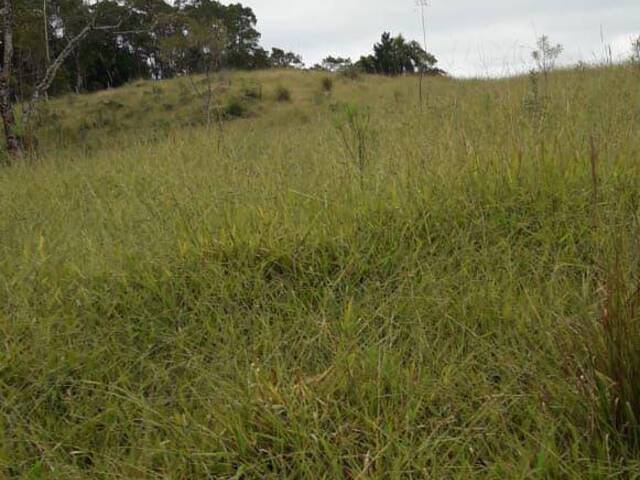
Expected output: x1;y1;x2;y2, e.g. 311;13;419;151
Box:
339;65;361;81
275;86;291;102
243;84;263;101
333;103;373;176
224;97;247;118
321;76;334;93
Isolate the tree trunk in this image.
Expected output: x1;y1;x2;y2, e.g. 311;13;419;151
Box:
22;23;92;125
43;0;50;65
1;0;21;156
42;0;49;100
75;49;83;93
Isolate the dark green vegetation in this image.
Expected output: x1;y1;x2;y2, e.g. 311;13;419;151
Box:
314;33;442;76
2;66;640;478
14;0;293;95
356;32;441;76
13;0;438;97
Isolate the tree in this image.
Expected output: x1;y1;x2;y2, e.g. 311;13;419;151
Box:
632;35;640;65
13;0;50;99
42;0;49;64
1;0;124;156
179;0;262;69
67;0;137;91
158;12;226;126
4;0;271;102
359;32;439;76
269;47;303;68
1;0;21;155
321;56;352;73
23;5;124;124
220;2;261;68
355;54;376;74
532;35;563;79
373;32;396;75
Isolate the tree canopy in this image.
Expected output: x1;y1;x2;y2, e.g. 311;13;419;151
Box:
7;0;303;97
4;2;442;106
356;32;442;76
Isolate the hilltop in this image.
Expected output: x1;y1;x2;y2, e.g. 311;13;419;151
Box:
2;65;640;478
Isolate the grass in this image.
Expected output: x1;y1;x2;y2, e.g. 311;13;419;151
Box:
1;65;640;478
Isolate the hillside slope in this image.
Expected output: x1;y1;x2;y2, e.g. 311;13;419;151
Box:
2;66;640;478
30;69;403;152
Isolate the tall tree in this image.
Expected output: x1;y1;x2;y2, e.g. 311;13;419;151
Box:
359;32;439;76
322;55;352;72
1;0;21;155
1;0;124;156
269;47;303;68
373;32;396;75
221;2;260;67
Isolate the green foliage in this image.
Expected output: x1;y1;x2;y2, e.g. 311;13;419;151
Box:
9;0;298;99
242;83;263;100
157;13;226;77
275;85;292;102
270;48;304;68
321;56;353;73
357;32;440;76
523;69;547;131
334;103;373;175
224;96;248;118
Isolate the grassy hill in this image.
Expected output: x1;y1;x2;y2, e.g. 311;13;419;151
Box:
29;69;404;153
2;66;640;478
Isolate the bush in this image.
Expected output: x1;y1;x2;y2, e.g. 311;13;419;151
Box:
224;97;248;118
243;84;263;101
333;103;373;176
275;86;291;102
321;76;334;93
339;65;361;81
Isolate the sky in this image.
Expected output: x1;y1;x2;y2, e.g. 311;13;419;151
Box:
239;0;640;77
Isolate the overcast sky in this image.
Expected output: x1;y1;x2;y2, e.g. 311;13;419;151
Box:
239;0;640;77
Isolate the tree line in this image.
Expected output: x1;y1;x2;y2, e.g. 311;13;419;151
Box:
0;0;441;157
8;0;442;97
315;32;443;76
9;0;306;97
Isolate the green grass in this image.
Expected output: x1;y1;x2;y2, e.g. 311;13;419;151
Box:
1;66;640;478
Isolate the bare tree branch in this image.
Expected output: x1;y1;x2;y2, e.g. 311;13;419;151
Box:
23;17;123;125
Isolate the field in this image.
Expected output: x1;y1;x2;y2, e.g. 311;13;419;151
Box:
2;66;640;478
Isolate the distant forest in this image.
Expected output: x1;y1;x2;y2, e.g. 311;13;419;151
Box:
9;0;441;98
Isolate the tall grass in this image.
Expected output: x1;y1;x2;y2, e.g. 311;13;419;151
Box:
593;261;640;452
1;65;640;478
578;240;640;458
